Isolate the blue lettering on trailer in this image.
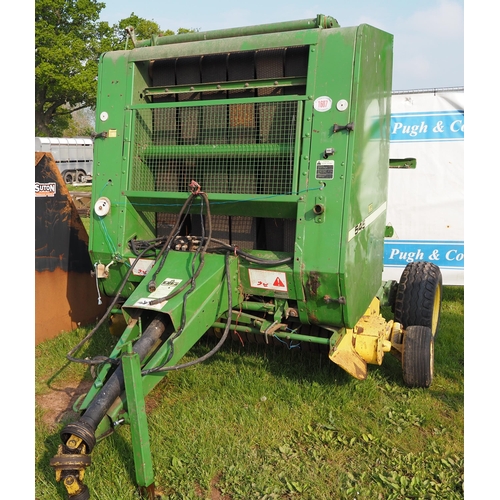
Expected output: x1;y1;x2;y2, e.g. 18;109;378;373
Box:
384;240;464;269
390;110;464;142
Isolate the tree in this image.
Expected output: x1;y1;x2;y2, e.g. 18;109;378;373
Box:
113;13;162;47
35;1;195;136
35;0;115;136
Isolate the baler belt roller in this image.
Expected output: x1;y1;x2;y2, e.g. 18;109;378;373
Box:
130;15;339;48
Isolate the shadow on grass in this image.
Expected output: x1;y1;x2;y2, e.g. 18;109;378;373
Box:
196;332;356;387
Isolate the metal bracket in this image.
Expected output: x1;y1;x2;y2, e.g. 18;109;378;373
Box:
333;122;354;133
122;348;156;493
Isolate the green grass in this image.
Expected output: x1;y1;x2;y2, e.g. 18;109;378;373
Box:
66;184;92;193
35;287;464;500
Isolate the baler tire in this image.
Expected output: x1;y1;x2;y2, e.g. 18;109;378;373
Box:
402;325;433;388
393;261;442;337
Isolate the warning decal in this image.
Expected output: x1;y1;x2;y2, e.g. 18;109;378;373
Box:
133;278;182;310
248;269;288;292
129;258;154;276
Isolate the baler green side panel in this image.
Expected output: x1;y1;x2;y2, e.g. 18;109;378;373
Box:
295;27;358;327
90;53;159;297
90;52;130;257
340;25;394;327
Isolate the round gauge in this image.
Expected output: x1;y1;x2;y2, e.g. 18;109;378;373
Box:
100;111;109;122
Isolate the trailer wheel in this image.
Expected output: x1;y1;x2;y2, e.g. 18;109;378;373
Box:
393;261;442;337
63;170;76;184
77;170;87;183
402;325;433;388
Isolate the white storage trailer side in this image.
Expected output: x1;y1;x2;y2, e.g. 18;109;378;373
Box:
35;137;93;183
383;87;464;286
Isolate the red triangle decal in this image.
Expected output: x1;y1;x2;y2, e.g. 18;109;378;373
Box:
273;277;285;287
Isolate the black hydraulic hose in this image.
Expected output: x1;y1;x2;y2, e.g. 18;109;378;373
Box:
142;251;233;375
129;236;166;257
148;191;212;305
149;192;197;291
66;240;164;366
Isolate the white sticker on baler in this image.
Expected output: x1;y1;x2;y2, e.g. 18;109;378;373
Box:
249;269;288;291
133;278;182;310
129;258;154;276
314;96;332;112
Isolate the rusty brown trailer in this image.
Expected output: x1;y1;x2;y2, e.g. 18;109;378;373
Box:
35;152;107;344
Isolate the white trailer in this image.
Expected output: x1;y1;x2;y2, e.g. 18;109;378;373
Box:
383;87;464;286
35;137;93;183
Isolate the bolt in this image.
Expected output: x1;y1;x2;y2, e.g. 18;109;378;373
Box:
64;476;75;486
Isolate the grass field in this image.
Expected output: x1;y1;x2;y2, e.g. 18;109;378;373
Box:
35;286;464;500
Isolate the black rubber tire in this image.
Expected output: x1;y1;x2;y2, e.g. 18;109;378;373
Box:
402;325;434;388
393;261;442;337
63;170;76;184
77;170;86;183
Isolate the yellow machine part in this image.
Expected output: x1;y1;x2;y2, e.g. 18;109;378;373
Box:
329;298;400;380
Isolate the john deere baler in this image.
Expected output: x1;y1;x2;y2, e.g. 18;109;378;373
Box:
50;15;442;500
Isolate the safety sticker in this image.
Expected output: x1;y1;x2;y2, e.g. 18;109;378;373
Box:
133;278;182;310
248;269;288;292
315;160;335;180
314;96;332;112
129;258;154;276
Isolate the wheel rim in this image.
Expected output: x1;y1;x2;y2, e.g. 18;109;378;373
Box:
429;338;434;380
431;283;441;335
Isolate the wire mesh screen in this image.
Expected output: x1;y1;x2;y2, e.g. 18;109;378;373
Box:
131;100;298;196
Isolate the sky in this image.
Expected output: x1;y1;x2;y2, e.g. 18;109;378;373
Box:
97;0;464;91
